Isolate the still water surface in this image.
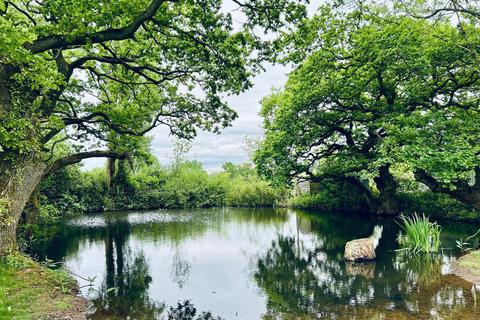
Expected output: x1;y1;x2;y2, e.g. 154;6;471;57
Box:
32;208;480;319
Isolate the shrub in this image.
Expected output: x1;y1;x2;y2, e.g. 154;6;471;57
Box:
225;176;278;207
161;161;225;208
397;213;441;254
38;160;282;215
287;180;370;212
398;192;479;222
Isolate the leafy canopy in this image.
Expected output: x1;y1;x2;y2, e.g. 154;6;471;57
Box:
255;6;480;186
0;0;307;164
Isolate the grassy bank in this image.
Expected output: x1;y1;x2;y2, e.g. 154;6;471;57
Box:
0;254;86;320
458;251;480;276
453;251;480;285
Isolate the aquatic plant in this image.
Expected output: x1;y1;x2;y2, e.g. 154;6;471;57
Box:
456;228;480;253
397;213;441;253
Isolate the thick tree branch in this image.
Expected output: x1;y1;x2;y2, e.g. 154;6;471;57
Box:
414;168;480;210
414;169;444;193
47;150;131;175
24;0;172;53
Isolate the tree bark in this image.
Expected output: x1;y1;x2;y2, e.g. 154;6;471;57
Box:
0;159;47;254
22;187;40;225
106;158;116;188
415;168;480;211
374;165;400;215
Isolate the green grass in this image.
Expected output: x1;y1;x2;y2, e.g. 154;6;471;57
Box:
0;253;82;320
397;213;441;254
458;251;480;276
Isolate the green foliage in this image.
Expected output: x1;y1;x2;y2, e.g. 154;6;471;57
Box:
39;159;281;215
398;192;480;222
456;229;480;253
397;213;441;254
225;176;278;207
288;194;323;209
287;180;371;212
1;0;307;166
3;253;29;270
255;4;480;212
41;165;109;213
161;161;224;209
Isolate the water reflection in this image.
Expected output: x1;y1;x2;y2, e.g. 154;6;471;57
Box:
255;233;477;319
88;215;163;319
31;208;480;319
90;252;163;319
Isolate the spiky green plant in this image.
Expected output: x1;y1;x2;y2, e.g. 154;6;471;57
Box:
397;213;441;253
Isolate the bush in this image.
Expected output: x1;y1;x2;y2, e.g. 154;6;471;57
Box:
161;161;224;208
287;180;370;212
38;160;281;214
399;192;479;222
225;176;278;207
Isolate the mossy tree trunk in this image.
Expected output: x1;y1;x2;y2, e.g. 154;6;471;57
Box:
0;159;47;255
0;151;129;255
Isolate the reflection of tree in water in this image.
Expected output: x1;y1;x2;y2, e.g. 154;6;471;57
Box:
87;215;223;320
166;300;224;320
170;249;191;288
89;218;164;320
255;235;477;319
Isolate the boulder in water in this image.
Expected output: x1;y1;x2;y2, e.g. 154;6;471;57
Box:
344;225;383;262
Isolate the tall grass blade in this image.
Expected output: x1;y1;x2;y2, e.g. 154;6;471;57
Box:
396;213;441;253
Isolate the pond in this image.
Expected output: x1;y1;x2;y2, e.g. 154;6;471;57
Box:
31;208;480;319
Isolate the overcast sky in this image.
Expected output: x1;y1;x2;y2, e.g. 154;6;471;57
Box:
82;1;321;172
149;63;291;172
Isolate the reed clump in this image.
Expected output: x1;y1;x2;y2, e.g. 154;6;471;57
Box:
397;213;441;254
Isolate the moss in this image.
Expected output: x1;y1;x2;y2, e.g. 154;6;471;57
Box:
0;253;85;320
458;251;480;276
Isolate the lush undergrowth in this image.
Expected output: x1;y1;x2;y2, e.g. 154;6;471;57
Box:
0;253;84;320
41;161;280;214
398;192;480;222
287;181;480;221
287;180;371;213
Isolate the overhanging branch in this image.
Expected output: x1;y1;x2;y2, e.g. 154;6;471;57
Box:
24;0;172;53
47;150;131;175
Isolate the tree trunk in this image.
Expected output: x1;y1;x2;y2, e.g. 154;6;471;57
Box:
415;168;480;211
343;176;377;214
0;159;47;254
106;158;116;188
22;187;40;225
374;165;400;215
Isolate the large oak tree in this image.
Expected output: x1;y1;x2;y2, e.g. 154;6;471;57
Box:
255;7;480;214
0;0;307;253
